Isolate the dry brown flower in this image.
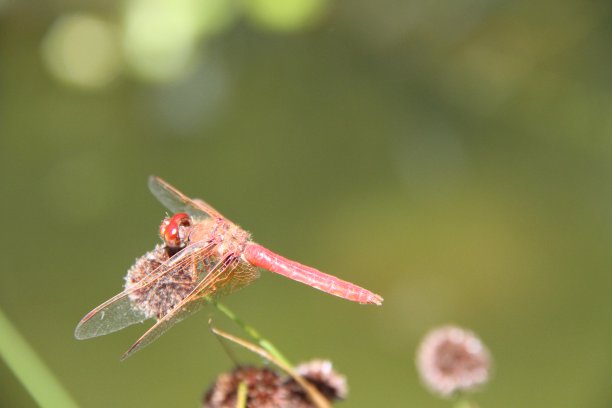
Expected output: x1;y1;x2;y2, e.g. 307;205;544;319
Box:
292;359;348;402
124;244;199;319
203;360;347;408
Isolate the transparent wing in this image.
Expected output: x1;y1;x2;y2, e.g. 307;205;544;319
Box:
74;241;215;340
74;292;148;340
120;256;259;360
148;176;222;219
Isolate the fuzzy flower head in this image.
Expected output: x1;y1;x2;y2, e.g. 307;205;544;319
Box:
294;359;348;401
204;366;288;408
124;244;199;319
416;325;491;397
203;360;347;408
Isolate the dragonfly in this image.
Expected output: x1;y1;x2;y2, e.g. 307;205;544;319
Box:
75;176;383;359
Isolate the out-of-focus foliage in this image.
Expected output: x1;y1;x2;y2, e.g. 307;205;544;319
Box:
1;0;612;407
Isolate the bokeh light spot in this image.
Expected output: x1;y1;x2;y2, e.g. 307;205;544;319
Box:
152;56;229;136
42;13;121;90
243;0;328;31
122;0;199;83
192;0;237;38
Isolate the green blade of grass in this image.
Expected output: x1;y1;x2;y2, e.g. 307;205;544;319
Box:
0;308;79;408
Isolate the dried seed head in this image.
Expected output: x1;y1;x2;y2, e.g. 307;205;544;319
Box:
416;325;491;397
203;360;347;408
203;366;290;408
124;244;198;319
293;359;348;401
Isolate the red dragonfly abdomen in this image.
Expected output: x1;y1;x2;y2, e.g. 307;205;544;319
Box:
243;243;383;305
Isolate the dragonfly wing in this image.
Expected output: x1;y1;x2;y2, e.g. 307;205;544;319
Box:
120;293;209;360
75;293;147;339
120;256;260;359
148;176;221;219
75;241;215;339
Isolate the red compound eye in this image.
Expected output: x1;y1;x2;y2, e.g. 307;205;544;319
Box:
159;212;191;249
159;218;171;237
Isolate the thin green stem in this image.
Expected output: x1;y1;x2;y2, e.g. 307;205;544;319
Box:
207;298;292;368
0;308;79;408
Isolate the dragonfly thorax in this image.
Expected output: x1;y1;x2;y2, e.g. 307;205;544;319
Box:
191;217;251;257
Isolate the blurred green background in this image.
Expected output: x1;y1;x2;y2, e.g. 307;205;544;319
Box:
1;0;612;406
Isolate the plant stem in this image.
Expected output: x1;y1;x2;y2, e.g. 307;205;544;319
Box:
453;395;479;408
211;327;331;408
235;381;248;408
208;298;292;368
0;308;79;408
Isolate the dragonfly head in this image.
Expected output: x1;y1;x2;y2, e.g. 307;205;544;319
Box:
159;212;191;250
